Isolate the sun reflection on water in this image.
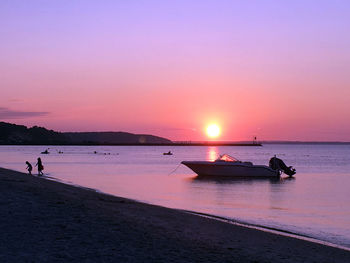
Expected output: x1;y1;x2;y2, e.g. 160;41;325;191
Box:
207;146;219;161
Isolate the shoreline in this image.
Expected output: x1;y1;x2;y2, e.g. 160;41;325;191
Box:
50;175;350;252
1;167;349;262
185;211;350;252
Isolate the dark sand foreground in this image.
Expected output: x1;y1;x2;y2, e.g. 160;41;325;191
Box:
1;168;349;262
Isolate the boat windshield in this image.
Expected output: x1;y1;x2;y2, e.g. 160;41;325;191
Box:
216;154;239;162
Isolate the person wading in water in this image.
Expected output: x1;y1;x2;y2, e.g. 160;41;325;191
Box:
25;161;33;175
35;157;44;176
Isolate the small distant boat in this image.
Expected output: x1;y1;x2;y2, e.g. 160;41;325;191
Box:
163;151;173;155
41;149;49;154
182;154;296;178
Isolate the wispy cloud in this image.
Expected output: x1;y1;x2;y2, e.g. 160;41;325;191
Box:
165;127;198;132
0;107;49;119
8;98;22;102
150;127;198;132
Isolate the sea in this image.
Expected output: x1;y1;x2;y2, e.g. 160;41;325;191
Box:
1;144;349;249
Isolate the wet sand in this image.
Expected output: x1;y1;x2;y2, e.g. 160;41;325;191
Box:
1;167;349;262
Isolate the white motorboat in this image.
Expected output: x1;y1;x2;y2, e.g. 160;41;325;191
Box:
181;154;296;178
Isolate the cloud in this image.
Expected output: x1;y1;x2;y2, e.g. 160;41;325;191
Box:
8;99;22;102
0;107;49;119
152;126;197;132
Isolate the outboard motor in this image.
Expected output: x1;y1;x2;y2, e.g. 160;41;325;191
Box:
269;156;296;176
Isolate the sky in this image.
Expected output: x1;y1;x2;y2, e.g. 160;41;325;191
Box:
1;0;350;141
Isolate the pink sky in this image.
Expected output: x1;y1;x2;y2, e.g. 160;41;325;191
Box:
1;1;350;141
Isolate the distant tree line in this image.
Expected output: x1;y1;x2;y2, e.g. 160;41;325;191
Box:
0;122;172;145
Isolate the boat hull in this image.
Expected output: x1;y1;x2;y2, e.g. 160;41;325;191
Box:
182;161;280;178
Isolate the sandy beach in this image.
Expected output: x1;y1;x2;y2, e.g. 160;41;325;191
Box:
0;167;349;262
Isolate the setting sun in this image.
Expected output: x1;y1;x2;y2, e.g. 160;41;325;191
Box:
206;124;221;138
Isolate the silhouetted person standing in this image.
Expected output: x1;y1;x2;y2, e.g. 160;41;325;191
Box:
25;161;32;175
36;157;44;176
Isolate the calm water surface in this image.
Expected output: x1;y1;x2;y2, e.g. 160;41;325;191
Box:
1;144;349;248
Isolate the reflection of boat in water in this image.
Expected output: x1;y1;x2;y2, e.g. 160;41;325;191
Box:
182;154;296;178
190;175;287;184
163;151;173;155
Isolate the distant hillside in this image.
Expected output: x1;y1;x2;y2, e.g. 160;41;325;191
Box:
0;122;67;145
64;132;172;145
0;122;172;145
